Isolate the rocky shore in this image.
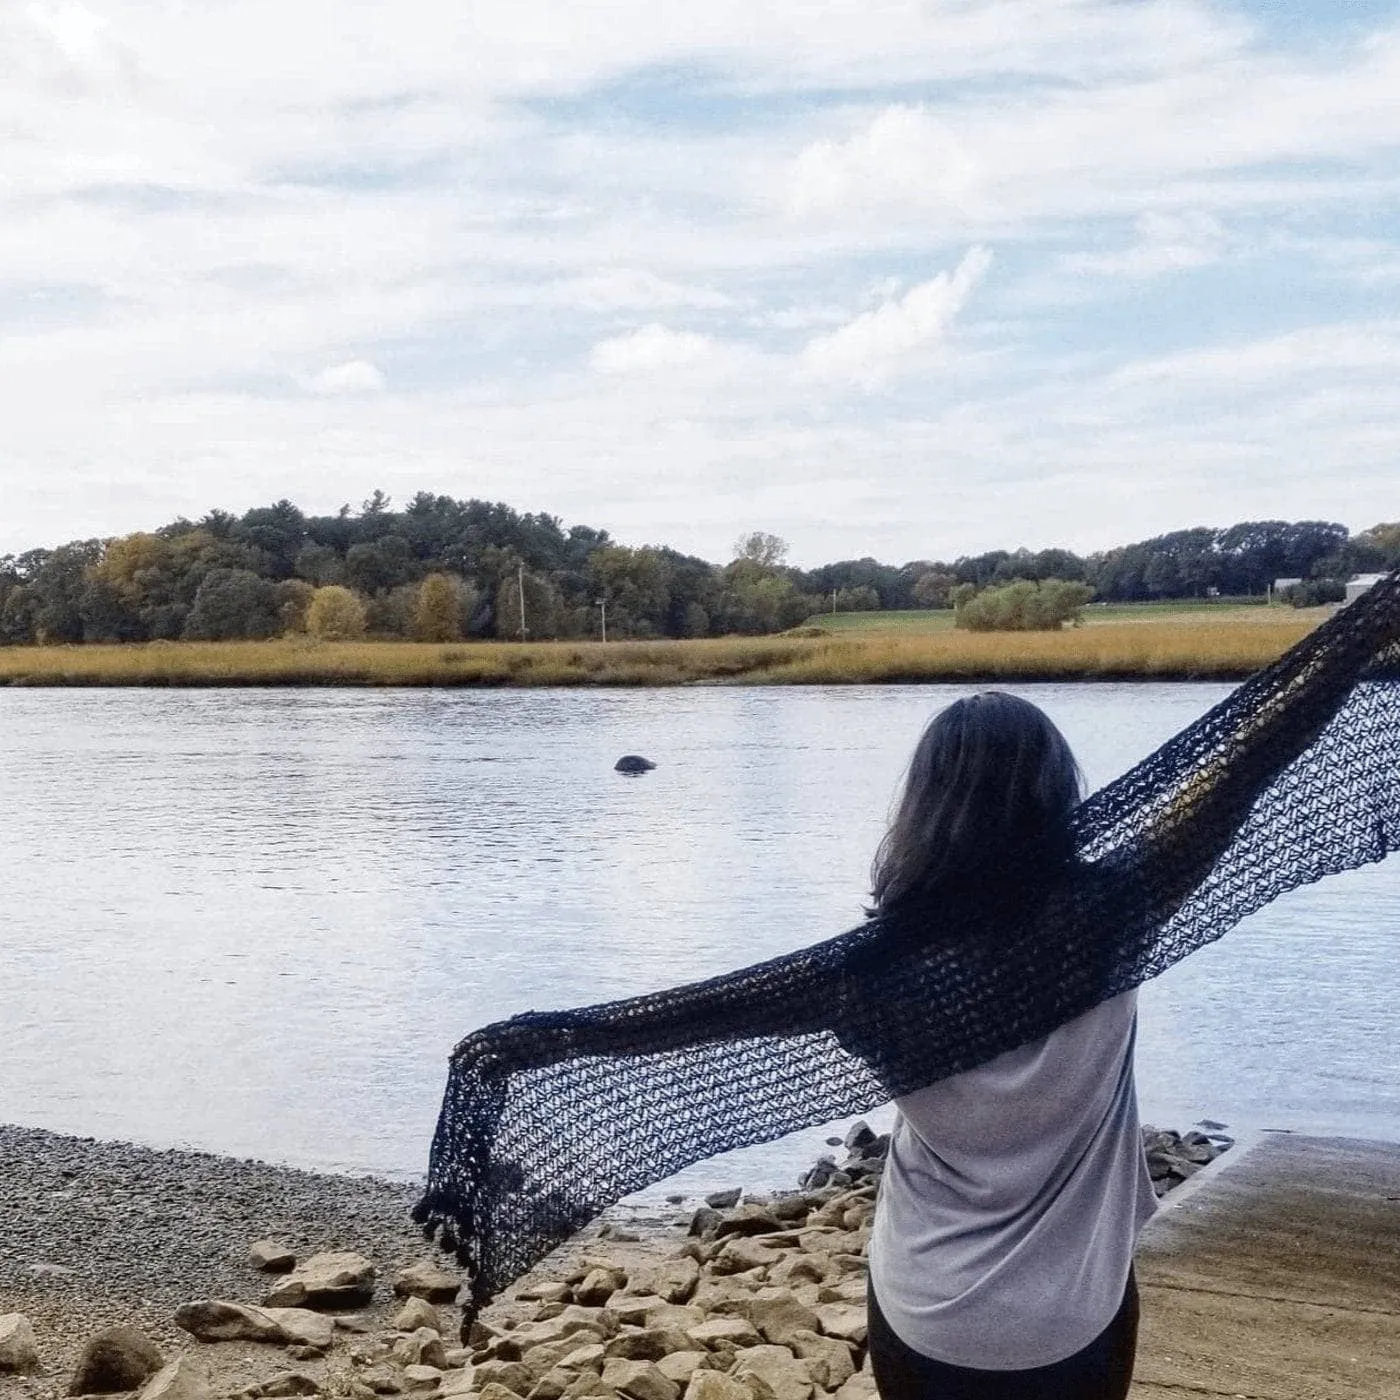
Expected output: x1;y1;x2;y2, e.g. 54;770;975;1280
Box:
0;1121;1232;1400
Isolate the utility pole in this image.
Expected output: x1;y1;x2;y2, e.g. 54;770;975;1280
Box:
596;596;607;643
517;561;528;641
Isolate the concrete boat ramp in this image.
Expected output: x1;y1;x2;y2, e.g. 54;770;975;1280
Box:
1131;1133;1400;1398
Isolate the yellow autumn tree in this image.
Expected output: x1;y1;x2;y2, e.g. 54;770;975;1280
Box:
412;573;463;642
306;585;367;640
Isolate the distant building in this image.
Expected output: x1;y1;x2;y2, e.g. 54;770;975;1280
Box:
1345;573;1387;605
1270;577;1304;601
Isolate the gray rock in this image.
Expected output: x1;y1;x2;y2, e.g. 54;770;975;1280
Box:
688;1208;724;1238
528;1366;574;1400
797;1157;838;1191
711;1206;784;1239
842;1123;876;1153
600;1359;679;1400
174;1299;333;1350
704;1189;741;1210
263;1308;335;1350
440;1366;478;1396
249;1240;298;1273
610;1295;668;1327
478;1386;532;1400
655;1352;709;1385
614;755;657;773
686;1318;762;1351
833;1375;878;1400
788;1331;854;1390
246;1371;320;1397
263;1250;376;1310
731;1346;813;1400
136;1358;212;1400
573;1268;621;1306
517;1281;572;1305
748;1296;821;1348
393;1297;445;1334
474;1358;535;1393
392;1327;449;1370
644;1257;702;1306
70;1326;165;1395
556;1342;606;1373
360;1365;405;1395
393;1261;462;1304
603;1329;695;1363
176;1300;284;1344
682;1375;750;1400
767;1197;810;1224
711;1237;781;1275
812;1304;866;1346
0;1313;40;1375
522;1335;590;1380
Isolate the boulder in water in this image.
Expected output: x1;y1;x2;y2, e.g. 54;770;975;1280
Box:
614;755;656;773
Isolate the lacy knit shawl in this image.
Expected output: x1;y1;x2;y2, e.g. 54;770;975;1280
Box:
416;571;1400;1323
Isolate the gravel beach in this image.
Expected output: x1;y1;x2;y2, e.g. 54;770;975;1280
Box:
0;1120;1228;1400
0;1125;430;1395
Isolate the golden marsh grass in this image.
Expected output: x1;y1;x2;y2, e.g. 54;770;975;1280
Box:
0;613;1321;687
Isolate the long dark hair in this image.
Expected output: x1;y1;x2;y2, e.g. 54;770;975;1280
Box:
870;692;1083;912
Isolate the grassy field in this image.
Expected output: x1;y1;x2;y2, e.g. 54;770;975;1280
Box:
0;608;1326;687
803;598;1280;634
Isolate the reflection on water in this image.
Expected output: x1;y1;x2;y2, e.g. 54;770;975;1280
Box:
1;684;1397;1190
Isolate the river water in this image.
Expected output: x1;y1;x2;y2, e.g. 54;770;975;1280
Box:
1;685;1397;1193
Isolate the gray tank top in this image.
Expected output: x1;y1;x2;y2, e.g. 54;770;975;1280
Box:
867;988;1157;1370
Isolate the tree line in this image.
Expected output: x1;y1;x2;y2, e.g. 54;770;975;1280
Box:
1;495;1396;646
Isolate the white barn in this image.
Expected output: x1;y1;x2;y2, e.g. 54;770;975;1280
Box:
1345;573;1387;605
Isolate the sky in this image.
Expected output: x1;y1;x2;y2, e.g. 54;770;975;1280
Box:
3;0;1399;567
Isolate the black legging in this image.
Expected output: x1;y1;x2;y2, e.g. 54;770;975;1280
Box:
867;1271;1140;1400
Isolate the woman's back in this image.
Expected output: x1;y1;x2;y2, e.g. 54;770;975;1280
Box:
868;987;1157;1371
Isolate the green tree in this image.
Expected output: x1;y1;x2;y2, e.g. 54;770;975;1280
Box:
681;601;710;638
733;531;789;568
230;499;308;579
911;570;957;608
494;567;562;639
955;579;1092;632
1349;522;1400;572
294;542;344;586
24;542;105;642
834;585;881;612
344;535;414;595
586;545;671;636
306;585;368;640
184;568;282;640
277;579;315;632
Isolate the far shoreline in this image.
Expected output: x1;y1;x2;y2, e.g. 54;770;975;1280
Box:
0;611;1321;689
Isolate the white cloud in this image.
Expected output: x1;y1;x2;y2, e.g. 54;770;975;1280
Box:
802;247;993;386
788;107;982;218
588;324;730;376
775;33;1400;240
555;269;732;312
303;360;386;396
25;2;110;64
1109;323;1400;390
1064;210;1228;278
